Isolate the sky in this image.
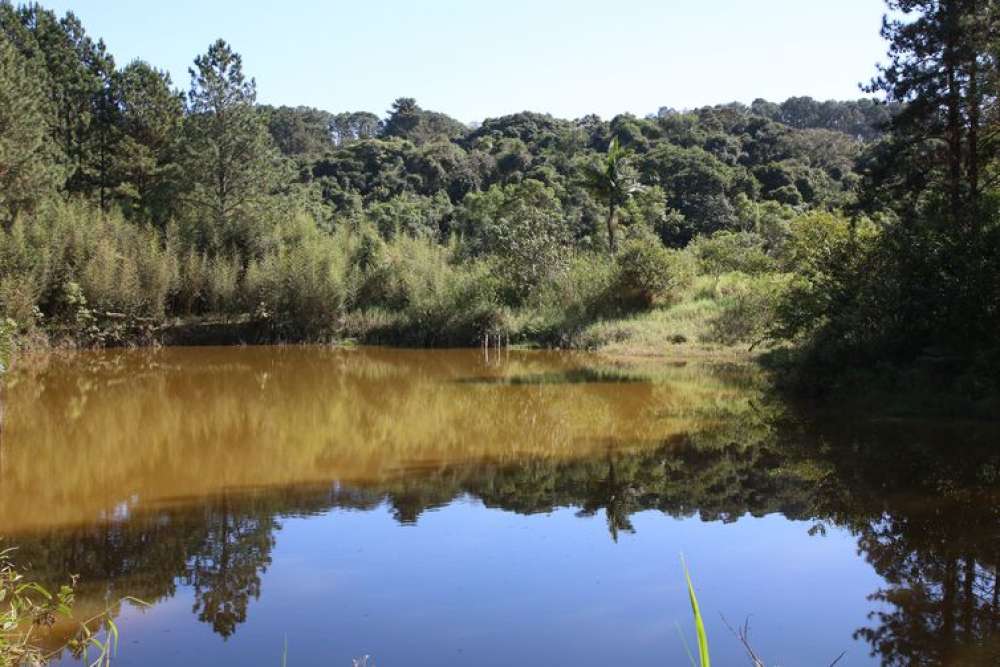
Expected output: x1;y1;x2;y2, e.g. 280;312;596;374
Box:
39;0;891;124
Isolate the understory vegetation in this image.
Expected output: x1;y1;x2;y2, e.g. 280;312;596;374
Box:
1;0;998;406
0;199;842;354
0;547;129;667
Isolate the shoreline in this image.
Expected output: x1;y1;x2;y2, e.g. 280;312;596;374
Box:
7;332;997;422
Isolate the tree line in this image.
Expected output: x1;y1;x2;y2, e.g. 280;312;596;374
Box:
0;0;880;244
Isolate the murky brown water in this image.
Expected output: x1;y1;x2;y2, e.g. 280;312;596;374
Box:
2;347;998;666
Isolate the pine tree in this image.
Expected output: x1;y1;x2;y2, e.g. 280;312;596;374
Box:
181;39;285;256
866;0;998;222
83;38;121;211
116;60;185;225
17;7;97;194
0;30;60;222
383;97;421;139
4;5;120;203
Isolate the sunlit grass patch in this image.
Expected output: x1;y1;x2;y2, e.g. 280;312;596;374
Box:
573;297;730;357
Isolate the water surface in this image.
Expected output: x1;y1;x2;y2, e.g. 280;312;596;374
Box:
2;347;998;665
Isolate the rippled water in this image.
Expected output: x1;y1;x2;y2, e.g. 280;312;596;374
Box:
2;347;998;665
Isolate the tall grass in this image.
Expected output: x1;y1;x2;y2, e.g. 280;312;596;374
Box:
0;204;180;341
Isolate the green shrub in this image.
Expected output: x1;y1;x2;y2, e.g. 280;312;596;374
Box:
614;238;695;308
773;211;878;343
244;217;349;338
0;204;178;330
204;255;241;315
690;231;776;276
0;217;49;330
457;179;571;305
703;272;791;346
0;275;42;331
175;249;210;315
348;225;407;310
1;548;137;667
364;192;452;240
77;225;177;319
391;239;502;345
527;252;617;344
403;260;503;345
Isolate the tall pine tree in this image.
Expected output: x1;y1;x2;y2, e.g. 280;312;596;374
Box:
0;29;60;222
116;60;185;225
181;39;284;257
866;0;998;222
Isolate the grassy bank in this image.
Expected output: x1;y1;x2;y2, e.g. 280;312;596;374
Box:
566;273;779;359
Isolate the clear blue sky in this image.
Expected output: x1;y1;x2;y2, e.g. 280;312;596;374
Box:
41;0;890;123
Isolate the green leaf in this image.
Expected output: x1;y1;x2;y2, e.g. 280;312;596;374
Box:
682;556;711;667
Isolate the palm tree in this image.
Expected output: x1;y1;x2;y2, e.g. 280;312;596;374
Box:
584;137;641;254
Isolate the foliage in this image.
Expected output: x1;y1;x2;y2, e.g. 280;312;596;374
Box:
772;211;878;346
582;137;641;253
614;237;694;308
244;216;349;339
526;252;619;344
690;231;776;276
639;143;741;244
457;179;570;303
750;95;896;141
0;548;130;667
0;30;60;223
365;192;452;240
179;39;287;257
112;61;185;226
703;272;790;347
366;238;503;345
741;1;1000;391
262;105;335;157
382;98;467;145
0;204;179;332
774;0;1000;387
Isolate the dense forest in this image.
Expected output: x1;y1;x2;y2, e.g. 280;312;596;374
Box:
0;0;997;401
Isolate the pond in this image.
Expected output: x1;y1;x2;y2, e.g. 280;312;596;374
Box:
2;347;998;666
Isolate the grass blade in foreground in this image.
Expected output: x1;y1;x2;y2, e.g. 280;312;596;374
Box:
682;556;711;667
